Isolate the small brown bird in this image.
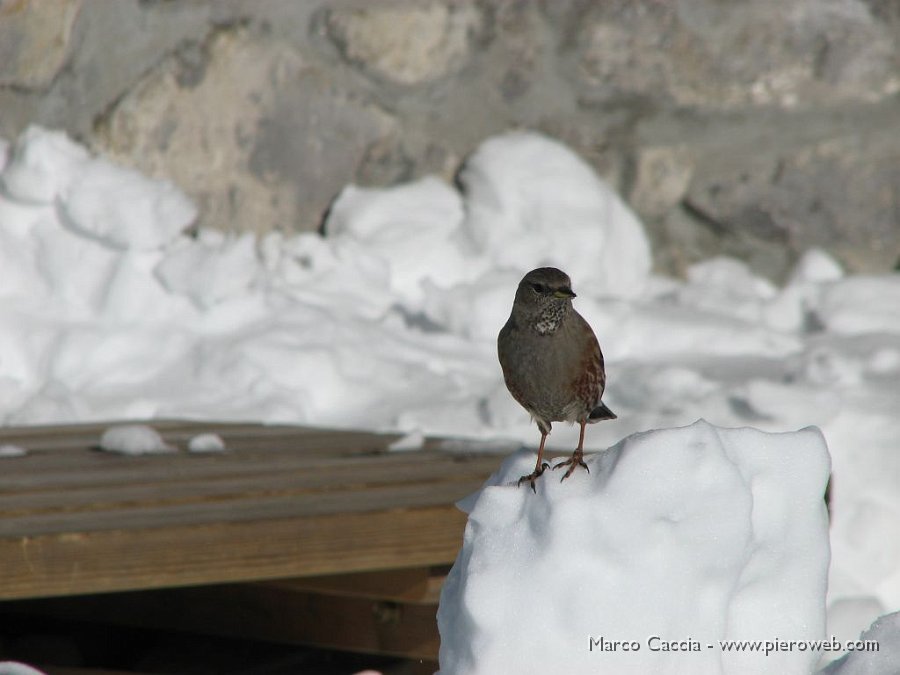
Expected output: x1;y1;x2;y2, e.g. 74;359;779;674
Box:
498;267;616;492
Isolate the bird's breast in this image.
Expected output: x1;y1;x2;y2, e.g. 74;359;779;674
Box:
498;319;595;423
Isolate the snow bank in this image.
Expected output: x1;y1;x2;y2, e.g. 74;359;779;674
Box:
0;663;48;675
438;421;832;675
0;444;27;458
0;126;899;652
99;424;176;455
1;127;195;250
188;432;227;453
0;126;652;434
457;131;652;299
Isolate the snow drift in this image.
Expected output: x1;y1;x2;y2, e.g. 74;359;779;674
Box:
437;421;832;675
0;126;899;660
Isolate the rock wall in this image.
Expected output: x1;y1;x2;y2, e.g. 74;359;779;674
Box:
2;0;899;280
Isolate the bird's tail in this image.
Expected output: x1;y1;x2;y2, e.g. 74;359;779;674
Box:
588;401;617;422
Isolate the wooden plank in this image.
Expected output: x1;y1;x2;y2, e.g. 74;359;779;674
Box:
33;654;438;675
39;668;160;675
0;429;401;475
0;428;483;491
0;447;492;490
0;421;496;601
262;568;450;605
0;442;424;487
8;582;442;660
0;418;328;438
0;420;394;451
0;502;469;600
0;466;485;536
0;452;496;516
424;573;448;605
261;567;432;603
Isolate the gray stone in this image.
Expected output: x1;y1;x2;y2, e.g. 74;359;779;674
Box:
3;0;899;279
0;0;82;89
630;145;694;219
325;2;483;86
654;205;723;277
93;25;397;235
684;128;900;276
0;0;213;140
770;135;900;273
487;2;544;102
355;134;460;186
573;0;900;109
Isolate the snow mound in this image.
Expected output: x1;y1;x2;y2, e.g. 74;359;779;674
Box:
188;432;227;453
0;663;48;675
0;127;90;203
438;421;831;675
0;444;27;458
99;424;176;455
458;131;652;299
2;126;195;250
0;126;899;645
388;430;426;452
325;176;468;304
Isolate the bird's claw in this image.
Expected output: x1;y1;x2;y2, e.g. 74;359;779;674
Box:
517;462;550;493
553;454;589;482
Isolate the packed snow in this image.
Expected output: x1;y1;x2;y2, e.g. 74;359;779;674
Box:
388;429;426;452
0;443;27;458
0;663;48;675
187;432;227;453
1;127;899;669
438;421;832;674
98;424;176;455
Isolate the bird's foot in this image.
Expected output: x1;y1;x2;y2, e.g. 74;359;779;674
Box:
553;451;589;482
517;462;550;493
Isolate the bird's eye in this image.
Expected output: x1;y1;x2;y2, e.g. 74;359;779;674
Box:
530;282;547;293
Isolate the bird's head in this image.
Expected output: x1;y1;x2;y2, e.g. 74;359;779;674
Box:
512;267;576;332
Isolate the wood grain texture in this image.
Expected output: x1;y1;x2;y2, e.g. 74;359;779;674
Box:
0;421;498;601
261;566;434;602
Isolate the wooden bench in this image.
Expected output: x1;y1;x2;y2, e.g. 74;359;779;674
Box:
0;421;501;667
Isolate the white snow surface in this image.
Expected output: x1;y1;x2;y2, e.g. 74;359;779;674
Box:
0;663;48;675
98;424;176;455
188;432;227;453
0;444;27;458
0;126;899;663
438;421;832;675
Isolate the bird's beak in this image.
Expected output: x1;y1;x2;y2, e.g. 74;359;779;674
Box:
554;288;576;299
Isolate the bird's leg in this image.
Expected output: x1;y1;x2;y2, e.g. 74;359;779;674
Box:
553;419;590;482
517;431;550;493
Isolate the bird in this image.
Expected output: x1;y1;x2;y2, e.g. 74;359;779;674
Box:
497;267;616;492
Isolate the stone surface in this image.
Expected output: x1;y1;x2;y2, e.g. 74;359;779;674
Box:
573;0;900;109
325;2;483;85
0;0;81;89
0;0;213;141
93;25;396;234
629;144;694;219
685;129;900;277
2;0;899;276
